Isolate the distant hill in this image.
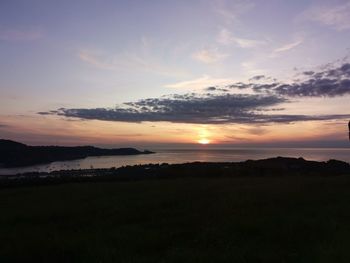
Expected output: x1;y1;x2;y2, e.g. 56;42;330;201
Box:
0;139;154;168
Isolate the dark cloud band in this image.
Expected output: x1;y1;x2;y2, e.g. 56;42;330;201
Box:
39;93;350;124
230;62;350;97
41;94;285;124
39;61;350;125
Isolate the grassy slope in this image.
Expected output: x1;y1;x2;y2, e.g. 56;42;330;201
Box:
1;175;350;263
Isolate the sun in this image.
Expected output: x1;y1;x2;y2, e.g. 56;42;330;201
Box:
198;138;211;144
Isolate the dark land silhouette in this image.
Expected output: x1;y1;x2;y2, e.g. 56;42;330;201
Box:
0;139;153;168
1;138;350;262
1;156;349;188
1;163;350;262
1;142;350;262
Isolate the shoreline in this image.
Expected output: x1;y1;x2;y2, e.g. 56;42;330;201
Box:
1;147;350;176
1;156;349;188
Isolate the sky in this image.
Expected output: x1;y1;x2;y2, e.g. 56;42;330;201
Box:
0;0;350;148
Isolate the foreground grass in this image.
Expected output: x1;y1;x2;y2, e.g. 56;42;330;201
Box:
1;175;350;262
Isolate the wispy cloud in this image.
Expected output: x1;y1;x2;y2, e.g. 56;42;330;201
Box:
192;48;229;64
78;50;116;70
0;27;43;41
78;49;187;77
241;61;266;76
234;37;266;48
274;39;303;53
215;0;255;24
165;75;233;89
302;2;350;31
217;28;266;48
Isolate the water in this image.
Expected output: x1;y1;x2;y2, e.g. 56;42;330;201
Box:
0;148;349;175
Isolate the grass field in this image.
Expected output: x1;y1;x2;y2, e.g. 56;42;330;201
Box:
1;175;350;262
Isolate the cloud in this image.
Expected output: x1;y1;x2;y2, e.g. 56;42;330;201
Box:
273;62;350;97
192;48;229;63
165;75;233;89
205;86;229;92
249;75;265;81
78;49;187;77
39;94;285;124
217;28;265;48
78;50;116;70
39;92;350;125
275;79;350;97
215;0;255;24
206;87;217;91
274;39;303;53
0;27;42;41
303;71;315;76
245;127;268;135
241;61;266;76
302;2;350;31
225;62;350;98
234;37;266;48
217;28;233;45
40;60;350;125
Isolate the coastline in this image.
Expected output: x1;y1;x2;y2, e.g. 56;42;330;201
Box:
1;157;349;188
1;147;349;176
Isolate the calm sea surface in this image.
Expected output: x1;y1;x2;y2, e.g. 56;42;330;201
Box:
0;148;349;175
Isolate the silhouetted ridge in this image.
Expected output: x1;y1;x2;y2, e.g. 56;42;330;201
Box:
0;139;154;167
0;139;27;150
1;157;349;188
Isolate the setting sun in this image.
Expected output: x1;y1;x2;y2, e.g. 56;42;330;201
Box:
198;138;211;144
2;1;350;261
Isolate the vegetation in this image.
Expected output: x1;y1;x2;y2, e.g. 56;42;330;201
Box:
1;172;350;262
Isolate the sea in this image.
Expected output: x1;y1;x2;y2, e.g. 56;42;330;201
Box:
0;148;349;176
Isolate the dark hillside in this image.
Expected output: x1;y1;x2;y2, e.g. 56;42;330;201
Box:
0;139;153;167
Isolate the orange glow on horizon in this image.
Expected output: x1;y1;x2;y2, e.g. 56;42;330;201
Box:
0;114;346;146
198;138;211;144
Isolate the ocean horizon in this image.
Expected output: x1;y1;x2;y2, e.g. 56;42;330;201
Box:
1;147;349;175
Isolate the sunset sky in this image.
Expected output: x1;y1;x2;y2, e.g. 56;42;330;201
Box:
1;0;350;148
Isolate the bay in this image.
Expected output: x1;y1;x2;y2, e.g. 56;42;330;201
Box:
0;148;349;175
